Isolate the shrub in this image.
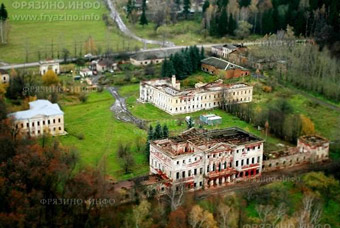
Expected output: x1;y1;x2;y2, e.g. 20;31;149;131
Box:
76;133;85;140
78;93;88;103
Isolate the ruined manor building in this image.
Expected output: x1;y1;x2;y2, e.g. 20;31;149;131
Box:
150;128;264;191
139;76;253;115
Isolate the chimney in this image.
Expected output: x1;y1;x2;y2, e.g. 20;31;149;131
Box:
171;75;176;88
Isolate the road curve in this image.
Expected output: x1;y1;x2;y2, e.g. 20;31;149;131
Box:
105;0;174;47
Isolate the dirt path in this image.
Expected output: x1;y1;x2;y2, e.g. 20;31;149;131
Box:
108;87;145;129
104;0;174;47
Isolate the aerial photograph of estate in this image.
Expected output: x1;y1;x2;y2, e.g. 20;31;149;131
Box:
0;0;339;227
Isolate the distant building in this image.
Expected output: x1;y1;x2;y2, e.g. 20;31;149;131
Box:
8;100;65;137
150;127;264;191
201;57;250;79
0;69;9;84
39;60;60;75
139;75;253;115
200;114;222;125
79;68;93;77
130;49;181;66
93;59;117;73
262;135;329;172
211;44;247;59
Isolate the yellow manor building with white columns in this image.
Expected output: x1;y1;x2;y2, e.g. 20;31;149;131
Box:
139;76;253;115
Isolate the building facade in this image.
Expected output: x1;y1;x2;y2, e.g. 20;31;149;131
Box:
9;100;65;137
139;76;253;115
150;128;264;191
0;69;9;84
39;60;60;75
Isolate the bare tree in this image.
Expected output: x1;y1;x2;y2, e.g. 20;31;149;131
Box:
165;183;185;211
217;204;231;228
298;195;322;228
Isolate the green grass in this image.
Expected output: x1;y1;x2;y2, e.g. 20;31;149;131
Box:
119;83;286;146
59;91;148;181
0;0;140;63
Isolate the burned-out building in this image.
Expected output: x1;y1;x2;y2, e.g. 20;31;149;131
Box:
262;135;329;172
149;127;264;191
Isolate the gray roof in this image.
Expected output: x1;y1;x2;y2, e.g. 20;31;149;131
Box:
131;48;182;61
9;100;63;120
201;57;247;70
0;69;8;75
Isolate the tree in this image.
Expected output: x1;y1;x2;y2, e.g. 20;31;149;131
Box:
62;48;70;63
202;0;210;13
162;124;169;138
228;14;237;35
145;125;153;161
234;20;253;39
183;0;191;19
0;97;7;121
0;3;8;44
187;118;194;129
84;36;97;54
126;0;135;18
140;0;148;27
300;114;315;135
154;123;163;139
218;8;228;36
6;73;25;100
42;70;59;86
132;200;153;228
165;184;185;211
189;205;218;228
117;143;135;174
167;207;188;228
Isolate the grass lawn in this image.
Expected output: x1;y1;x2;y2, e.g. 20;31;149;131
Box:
59;90;148;181
0;0;140;63
119;82;286;147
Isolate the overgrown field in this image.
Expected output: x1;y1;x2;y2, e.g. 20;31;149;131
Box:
0;0;139;63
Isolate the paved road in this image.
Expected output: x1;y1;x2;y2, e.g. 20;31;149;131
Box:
108;87;145;129
105;0;174;47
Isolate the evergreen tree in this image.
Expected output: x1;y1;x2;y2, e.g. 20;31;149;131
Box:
228;14;237;35
183;0;191;19
0;4;8;20
218;8;228;36
200;47;205;60
154;123;163;139
161;58;168;77
140;0;148;27
145;125;153;161
187;118;194;129
126;0;135;18
0;3;8;44
162;125;169;138
209;15;219;36
147;125;154;140
175;0;181;11
166;60;176;76
202;0;210;13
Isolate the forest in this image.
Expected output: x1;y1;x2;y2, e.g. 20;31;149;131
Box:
248;44;340;102
202;0;339;51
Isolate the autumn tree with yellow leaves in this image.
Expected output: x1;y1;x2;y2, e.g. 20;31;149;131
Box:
84;36;97;55
300;114;315;135
42;69;59;86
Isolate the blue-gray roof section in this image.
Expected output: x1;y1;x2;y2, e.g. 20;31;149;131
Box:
8;100;63;120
